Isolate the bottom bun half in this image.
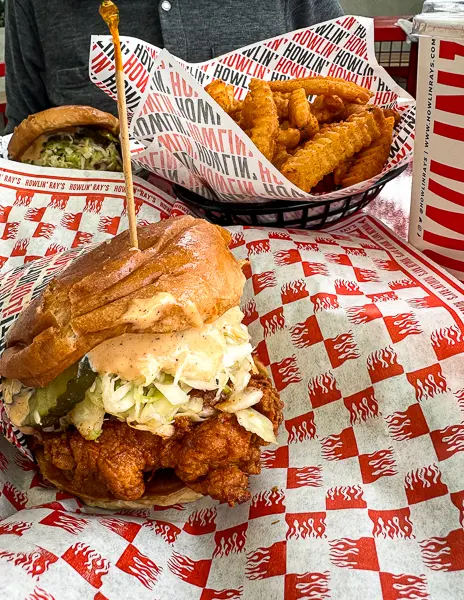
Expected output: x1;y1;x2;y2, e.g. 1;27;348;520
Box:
35;449;203;509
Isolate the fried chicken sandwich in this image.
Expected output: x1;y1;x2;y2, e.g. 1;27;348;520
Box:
8;106;122;172
0;217;282;508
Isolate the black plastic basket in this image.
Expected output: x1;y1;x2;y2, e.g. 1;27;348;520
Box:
173;165;407;230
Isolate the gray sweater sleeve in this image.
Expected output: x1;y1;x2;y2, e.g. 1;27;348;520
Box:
5;0;50;133
288;0;344;27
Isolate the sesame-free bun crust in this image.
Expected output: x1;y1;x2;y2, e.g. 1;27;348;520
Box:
0;217;246;387
8;105;120;161
35;448;202;508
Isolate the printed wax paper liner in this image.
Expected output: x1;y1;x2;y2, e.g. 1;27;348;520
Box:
89;16;416;206
0;174;464;597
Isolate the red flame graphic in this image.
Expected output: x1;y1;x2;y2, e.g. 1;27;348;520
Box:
324;331;360;368
287;465;323;489
315;236;338;245
368;507;413;539
431;325;464;361
406;363;447;401
242;299;258;326
28;587;56;600
404;463;449;505
359;448;397;484
269;230;292;240
341;246;367;257
72;231;93;248
0;204;12;222
40;511;88;534
84;195;105;213
373;258;402;271
419;529;464;571
45;243;66;256
213;523;248;557
407;295;443;310
100;517;142;542
33;222;56;239
0;547;59;578
184;507;217;535
326;485;367;510
295;241;319;251
25;207;47;222
60;212;82;231
249;488;286;519
389;278;415;290
2;482;27;510
15;189;34;206
311;293;339;312
379;573;429;600
254;339;270;367
230;231;245;249
320;428;358;461
1;221;19;240
274;248;301;266
98;215;121;236
367;290;399;303
260;307;285;337
285;412;316;443
260;445;289;469
0;451;7;471
200;588;243;600
246;541;286;580
246;239;270;255
302;261;329;277
334;279;363;295
15;451;36;471
346;303;383;325
290;315;323;349
168;552;211;587
116;543;161;590
329;537;379;570
145;519;182;544
324;253;352;266
122;197;143;216
385;313;423;343
385;403;429;441
48;194;70;209
367;346;404;384
451;490;464;528
344;387;379;425
456;389;464;413
62;543;109;588
281;279;309;305
252;270;277;294
431;424;464;461
0;520;31;537
241;261;252;280
271;355;302;391
360;242;381;250
285;572;330;600
308;372;341;409
286;512;326;539
354;267;380;283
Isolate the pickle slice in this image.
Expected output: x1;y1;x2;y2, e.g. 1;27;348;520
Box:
26;358;97;428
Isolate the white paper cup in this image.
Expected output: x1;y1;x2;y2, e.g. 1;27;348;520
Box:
409;12;464;281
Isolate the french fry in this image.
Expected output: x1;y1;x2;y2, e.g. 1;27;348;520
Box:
273;92;290;120
288;88;311;129
247;80;279;161
205;80;238;115
269;76;373;104
277;123;301;149
311;95;345;124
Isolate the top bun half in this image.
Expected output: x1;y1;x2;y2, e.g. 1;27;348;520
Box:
0;217;245;387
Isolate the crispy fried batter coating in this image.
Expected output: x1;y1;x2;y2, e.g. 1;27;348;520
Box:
288;88;311;129
272;144;292;170
273;92;290;120
41;374;282;506
311;95;346;124
341;116;394;188
281;109;385;192
205;79;238;115
270;76;373;104
247;79;279;161
277;124;301;149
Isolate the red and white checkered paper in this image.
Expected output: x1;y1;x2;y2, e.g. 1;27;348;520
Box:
1;167;464;598
89;16;416;206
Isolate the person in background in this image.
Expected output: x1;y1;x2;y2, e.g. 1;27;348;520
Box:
5;0;344;133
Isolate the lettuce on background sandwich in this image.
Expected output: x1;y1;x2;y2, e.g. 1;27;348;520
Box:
8;105;123;172
0;217;282;507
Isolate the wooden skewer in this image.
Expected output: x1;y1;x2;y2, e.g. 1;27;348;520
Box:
100;0;138;249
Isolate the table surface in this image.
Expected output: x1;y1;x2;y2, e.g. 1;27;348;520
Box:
364;164;412;241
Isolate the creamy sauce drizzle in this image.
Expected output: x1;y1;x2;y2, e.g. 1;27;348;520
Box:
122;293;203;330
